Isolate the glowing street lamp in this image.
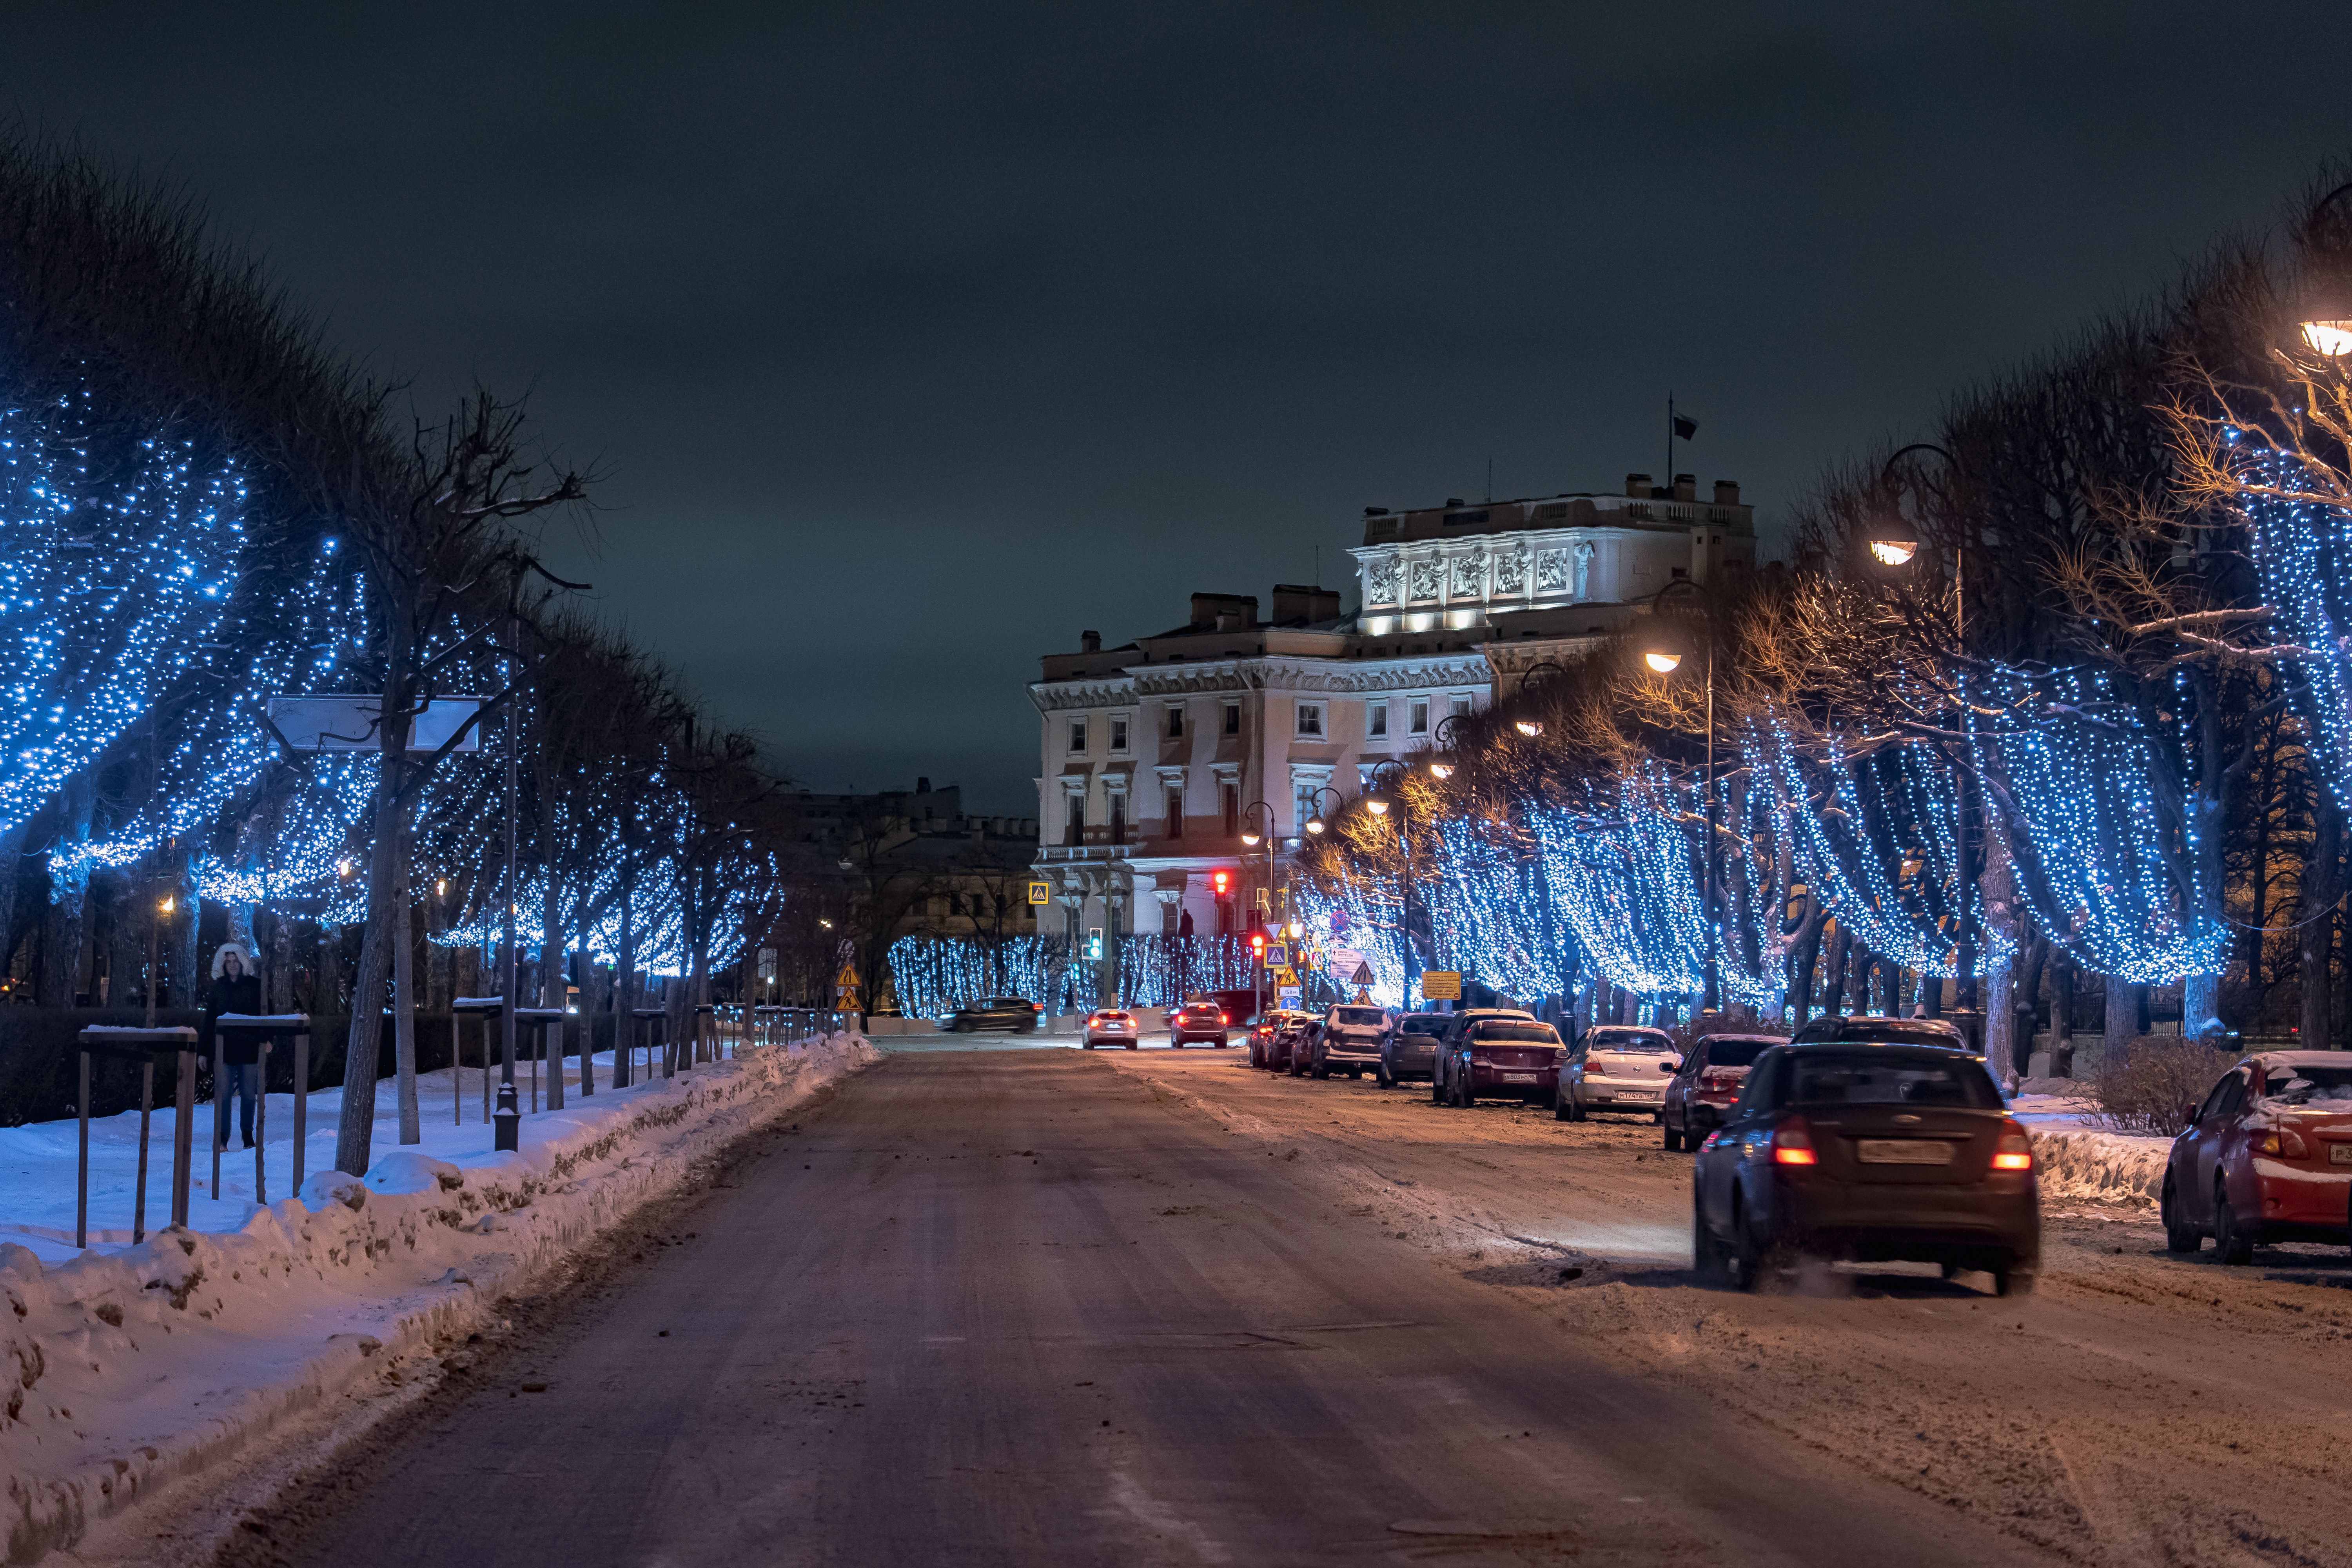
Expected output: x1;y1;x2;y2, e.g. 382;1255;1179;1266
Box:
1867;538;1919;567
1514;720;1543;737
1427;762;1453;780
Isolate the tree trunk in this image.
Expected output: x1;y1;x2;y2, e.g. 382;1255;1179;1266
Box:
44;775;96;1005
393;876;419;1144
2102;973;2140;1074
174;858;201;1009
2051;954;2076;1076
1783;895;1828;1029
1822;922;1851;1019
2299;792;2341;1050
332;777;408;1177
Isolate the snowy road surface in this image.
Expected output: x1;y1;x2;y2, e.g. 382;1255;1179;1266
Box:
225;1048;2352;1567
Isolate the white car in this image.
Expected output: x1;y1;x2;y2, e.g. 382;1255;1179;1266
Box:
1558;1024;1679;1122
1082;1009;1139;1049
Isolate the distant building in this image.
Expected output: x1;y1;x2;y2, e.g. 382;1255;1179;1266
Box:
1028;474;1757;950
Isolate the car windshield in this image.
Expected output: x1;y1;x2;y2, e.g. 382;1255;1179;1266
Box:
1588;1028;1671;1053
1698;1038;1774;1067
1475;1024;1561;1044
1786;1051;1999;1108
1333;1007;1387;1026
2261;1065;2352;1104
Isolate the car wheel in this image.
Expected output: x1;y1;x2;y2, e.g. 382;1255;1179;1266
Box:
1662;1120;1682;1152
2215;1181;2255;1265
1376;1059;1394;1090
1431;1069;1447;1106
1552;1083;1572;1122
1568;1091;1587;1123
1311;1054;1329;1080
1993;1266;2036;1298
2161;1172;2203;1254
1692;1190;1726;1282
1083;1042;1096;1049
1126;1041;1138;1050
1731;1201;1775;1293
1452;1063;1474;1108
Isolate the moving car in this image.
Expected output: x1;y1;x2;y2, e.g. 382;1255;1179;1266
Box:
940;996;1042;1033
2161;1051;2352;1264
1304;1004;1394;1079
1789;1013;1974;1056
1662;1033;1784;1151
1379;1013;1453;1087
1434;1017;1566;1107
1557;1025;1678;1122
1246;1011;1308;1068
1169;1000;1232;1047
1081;1009;1140;1049
1691;1042;2039;1294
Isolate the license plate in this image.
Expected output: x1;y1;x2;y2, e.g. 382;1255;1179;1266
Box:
1858;1139;1954;1165
1501;1072;1537;1083
2331;1145;2352;1167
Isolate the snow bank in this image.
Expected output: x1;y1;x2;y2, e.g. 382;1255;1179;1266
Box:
2005;1093;2173;1205
0;1031;877;1566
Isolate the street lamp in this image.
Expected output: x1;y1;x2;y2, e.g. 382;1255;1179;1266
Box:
1361;759;1422;1007
1643;595;1717;1017
2296;182;2352;354
1514;720;1543;737
1301;784;1345;837
1238;800;1278;1015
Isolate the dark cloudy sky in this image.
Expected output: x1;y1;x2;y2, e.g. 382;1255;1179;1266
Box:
7;4;2350;812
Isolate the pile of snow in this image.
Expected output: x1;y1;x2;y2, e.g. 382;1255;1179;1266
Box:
2009;1092;2171;1205
0;1031;877;1566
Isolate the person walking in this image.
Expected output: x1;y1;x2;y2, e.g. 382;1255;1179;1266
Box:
205;942;264;1151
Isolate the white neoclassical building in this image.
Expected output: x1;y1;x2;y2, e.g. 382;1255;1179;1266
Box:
1029;474;1756;947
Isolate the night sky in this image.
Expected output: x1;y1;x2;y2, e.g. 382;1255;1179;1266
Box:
8;4;2351;813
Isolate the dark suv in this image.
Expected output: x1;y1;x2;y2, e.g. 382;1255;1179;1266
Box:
940;996;1041;1033
1379;1013;1451;1087
1303;1004;1395;1078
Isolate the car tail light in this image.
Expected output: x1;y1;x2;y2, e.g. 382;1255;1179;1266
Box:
1991;1124;2033;1171
2256;1127;2311;1158
1699;1130;1723;1151
1219;1014;1228;1025
1702;1070;1740;1093
1772;1118;1817;1166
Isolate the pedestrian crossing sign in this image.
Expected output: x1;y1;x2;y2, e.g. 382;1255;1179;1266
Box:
1028;880;1050;905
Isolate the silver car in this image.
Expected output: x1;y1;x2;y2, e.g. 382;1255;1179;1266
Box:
1305;1004;1396;1079
1558;1024;1678;1122
1081;1009;1139;1049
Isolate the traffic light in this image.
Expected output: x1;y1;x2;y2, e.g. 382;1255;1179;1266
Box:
1249;929;1267;959
1212;869;1230;898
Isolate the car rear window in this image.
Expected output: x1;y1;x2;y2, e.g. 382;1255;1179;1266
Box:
1697;1038;1773;1068
1332;1007;1387;1026
1786;1051;1999;1109
1812;1020;1964;1047
1400;1016;1448;1035
2262;1065;2352;1103
1474;1024;1561;1044
1587;1028;1671;1052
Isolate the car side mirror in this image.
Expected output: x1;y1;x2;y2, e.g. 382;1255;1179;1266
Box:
1662;1060;1681;1074
2180;1099;2200;1128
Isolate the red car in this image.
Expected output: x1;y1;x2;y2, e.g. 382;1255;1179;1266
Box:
2163;1051;2352;1263
1246;1011;1308;1069
1434;1018;1566;1107
1662;1033;1784;1152
1169;1001;1232;1047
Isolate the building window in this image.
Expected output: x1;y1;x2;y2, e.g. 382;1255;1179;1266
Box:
1295;783;1317;832
1068;718;1087;754
1367;700;1388;739
1409;697;1429;735
1166;788;1184;838
1110;717;1129;753
1296;702;1324;738
1450;694;1473;721
1109;792;1126;846
1223;701;1240;735
1222;783;1239;837
1166;704;1184;739
1064;793;1085;846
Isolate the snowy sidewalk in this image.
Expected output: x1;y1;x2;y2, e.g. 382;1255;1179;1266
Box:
2010;1092;2172;1205
0;1031;878;1566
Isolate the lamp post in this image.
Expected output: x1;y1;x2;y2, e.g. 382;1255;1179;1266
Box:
1865;441;1982;1032
1643;587;1717;1019
1361;759;1425;1007
1238;800;1276;1017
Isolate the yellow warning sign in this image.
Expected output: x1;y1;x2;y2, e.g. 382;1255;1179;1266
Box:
1270;965;1299;987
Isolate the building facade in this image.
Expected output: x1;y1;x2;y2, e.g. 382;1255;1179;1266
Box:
1028;474;1756;949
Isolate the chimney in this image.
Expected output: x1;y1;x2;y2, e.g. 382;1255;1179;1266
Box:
1080;630;1101;653
1672;473;1697;502
1624;473;1653;499
1713;479;1742;506
1270;583;1341;624
916;776;931;794
1189;592;1258;628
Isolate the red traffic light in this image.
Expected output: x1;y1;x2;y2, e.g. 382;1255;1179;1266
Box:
1212;869;1230;895
1249;930;1266;953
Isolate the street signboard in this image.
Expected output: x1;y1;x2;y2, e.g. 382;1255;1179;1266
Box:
834;962;860;1011
1324;946;1363;978
1277;985;1301;1008
1421;970;1462;1000
1266;945;1288;967
267;695;486;753
757;947;776;983
1270;965;1299;987
1350;961;1375;985
1027;880;1050;906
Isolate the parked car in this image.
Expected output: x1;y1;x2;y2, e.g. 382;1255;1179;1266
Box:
2161;1051;2352;1263
1379;1013;1454;1087
1169;1000;1233;1047
1691;1042;2039;1294
1557;1024;1679;1121
940;996;1042;1033
1434;1017;1566;1107
1304;1004;1395;1078
1081;1009;1140;1049
1281;1016;1326;1076
1246;1011;1307;1068
1789;1013;1974;1056
1662;1033;1785;1151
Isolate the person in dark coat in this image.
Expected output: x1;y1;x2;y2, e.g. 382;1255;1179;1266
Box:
205;943;264;1150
